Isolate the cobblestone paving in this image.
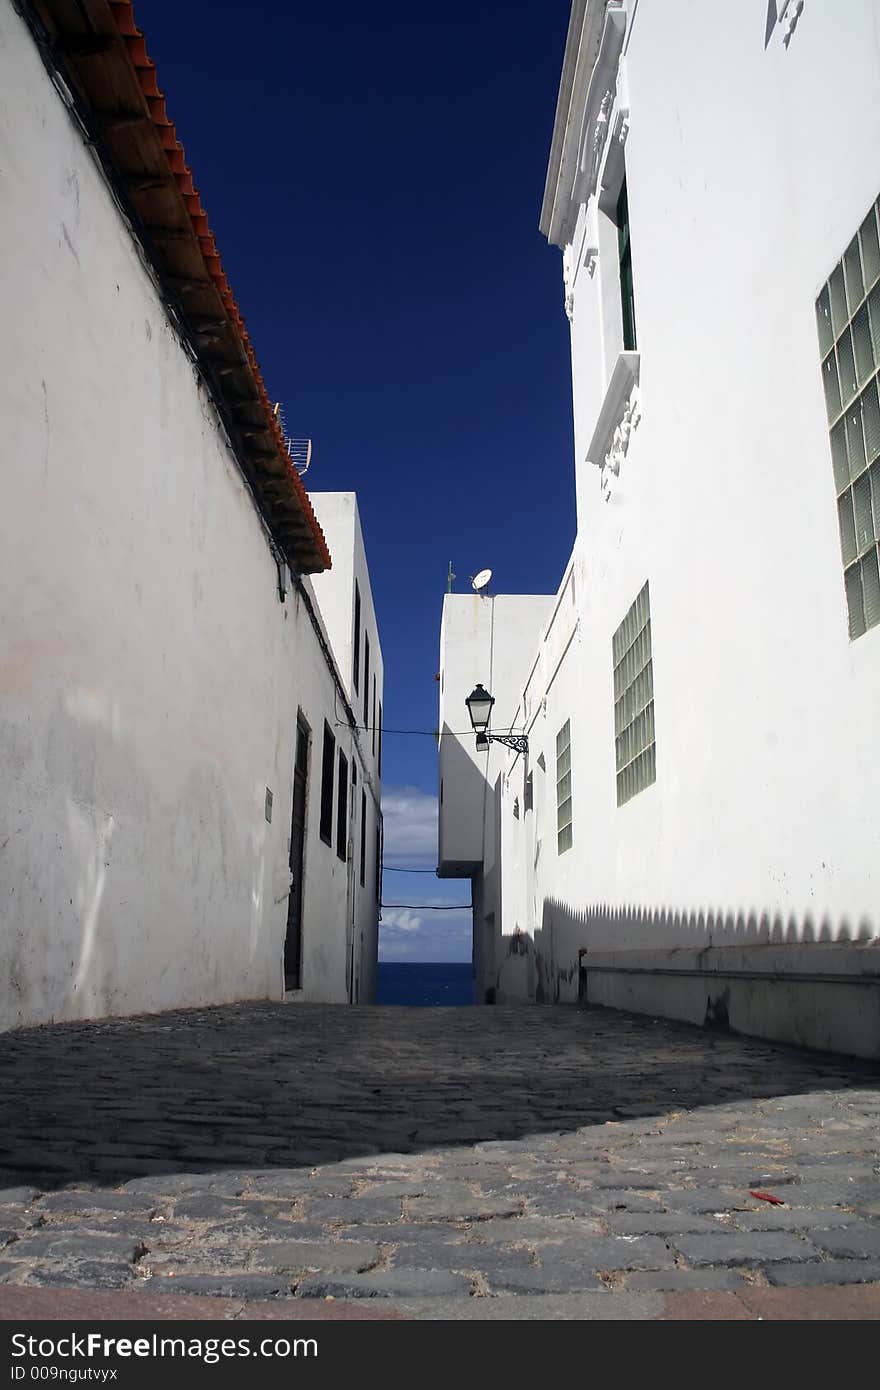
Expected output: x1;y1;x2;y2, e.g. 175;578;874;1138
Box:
0;1003;878;1309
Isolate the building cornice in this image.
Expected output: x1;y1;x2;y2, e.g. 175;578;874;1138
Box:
539;1;626;250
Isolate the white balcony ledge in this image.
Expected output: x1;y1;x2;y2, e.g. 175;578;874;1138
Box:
585;351;641;502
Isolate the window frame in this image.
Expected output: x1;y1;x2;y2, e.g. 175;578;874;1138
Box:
556;719;573;854
613;581;656;806
363;633;370;733
353;583;361;693
336;749;348;862
372;676;377;756
815;195;880;640
319;722;335;846
616;177;637;352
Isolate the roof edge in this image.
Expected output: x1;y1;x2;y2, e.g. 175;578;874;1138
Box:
26;0;331;573
539;0;623;249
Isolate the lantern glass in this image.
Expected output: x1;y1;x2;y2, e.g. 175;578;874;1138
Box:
465;684;494;732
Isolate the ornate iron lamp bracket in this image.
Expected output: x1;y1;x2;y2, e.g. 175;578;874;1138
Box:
488;733;529;754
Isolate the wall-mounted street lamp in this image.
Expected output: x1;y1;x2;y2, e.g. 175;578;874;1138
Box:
465;684;528;754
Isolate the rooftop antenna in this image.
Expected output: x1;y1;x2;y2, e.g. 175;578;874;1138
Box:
273;402;312;477
471;568;492;595
446;561;456;594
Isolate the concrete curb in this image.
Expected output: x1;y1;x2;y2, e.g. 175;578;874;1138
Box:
0;1286;407;1321
2;1282;879;1322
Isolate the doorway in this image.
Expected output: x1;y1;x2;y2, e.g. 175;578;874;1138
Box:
285;715;310;991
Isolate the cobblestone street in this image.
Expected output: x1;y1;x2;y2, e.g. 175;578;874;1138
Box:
0;1003;879;1318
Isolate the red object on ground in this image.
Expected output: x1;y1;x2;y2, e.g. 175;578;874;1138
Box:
749;1189;786;1205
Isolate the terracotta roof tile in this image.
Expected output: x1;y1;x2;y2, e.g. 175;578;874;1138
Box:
34;0;331;573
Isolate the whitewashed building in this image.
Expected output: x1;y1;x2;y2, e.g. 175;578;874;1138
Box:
438;593;555;1001
307;493;385;1007
439;0;880;1057
0;0;382;1028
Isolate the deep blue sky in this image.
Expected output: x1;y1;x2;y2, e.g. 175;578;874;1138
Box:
139;0;575;959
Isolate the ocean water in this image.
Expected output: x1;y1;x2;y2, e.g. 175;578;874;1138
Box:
376;962;473;1007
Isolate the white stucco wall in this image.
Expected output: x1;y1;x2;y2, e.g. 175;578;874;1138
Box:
444;1;880;1049
308;496;356;701
287;582;382;1007
307;493;384;1004
309;492;385;780
438;592;554;1001
555;0;880;945
0;1;379;1026
438;594;554;877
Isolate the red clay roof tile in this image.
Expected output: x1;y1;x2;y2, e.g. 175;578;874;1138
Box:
68;0;332;572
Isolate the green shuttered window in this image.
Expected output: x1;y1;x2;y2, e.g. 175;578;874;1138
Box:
613;582;656;807
555;719;573;854
816;196;880;638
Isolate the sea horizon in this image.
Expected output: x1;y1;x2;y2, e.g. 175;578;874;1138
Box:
376;961;473;1007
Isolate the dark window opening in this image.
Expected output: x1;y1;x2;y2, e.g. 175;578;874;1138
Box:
360;790;367;887
363;634;370;732
353;583;361;694
296;720;309;777
285;714;310;991
378;702;383;777
319;723;335;846
616;177;637;351
371;677;377;756
375;820;382;904
336;750;348;861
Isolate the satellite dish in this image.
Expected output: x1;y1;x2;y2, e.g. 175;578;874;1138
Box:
472;568;492;592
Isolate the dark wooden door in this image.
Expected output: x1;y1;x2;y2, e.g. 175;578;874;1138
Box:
285;718;309;990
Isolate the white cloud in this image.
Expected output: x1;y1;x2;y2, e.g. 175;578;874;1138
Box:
378;786;471;960
381;785;438;867
381;907;422;934
379;903;471;963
